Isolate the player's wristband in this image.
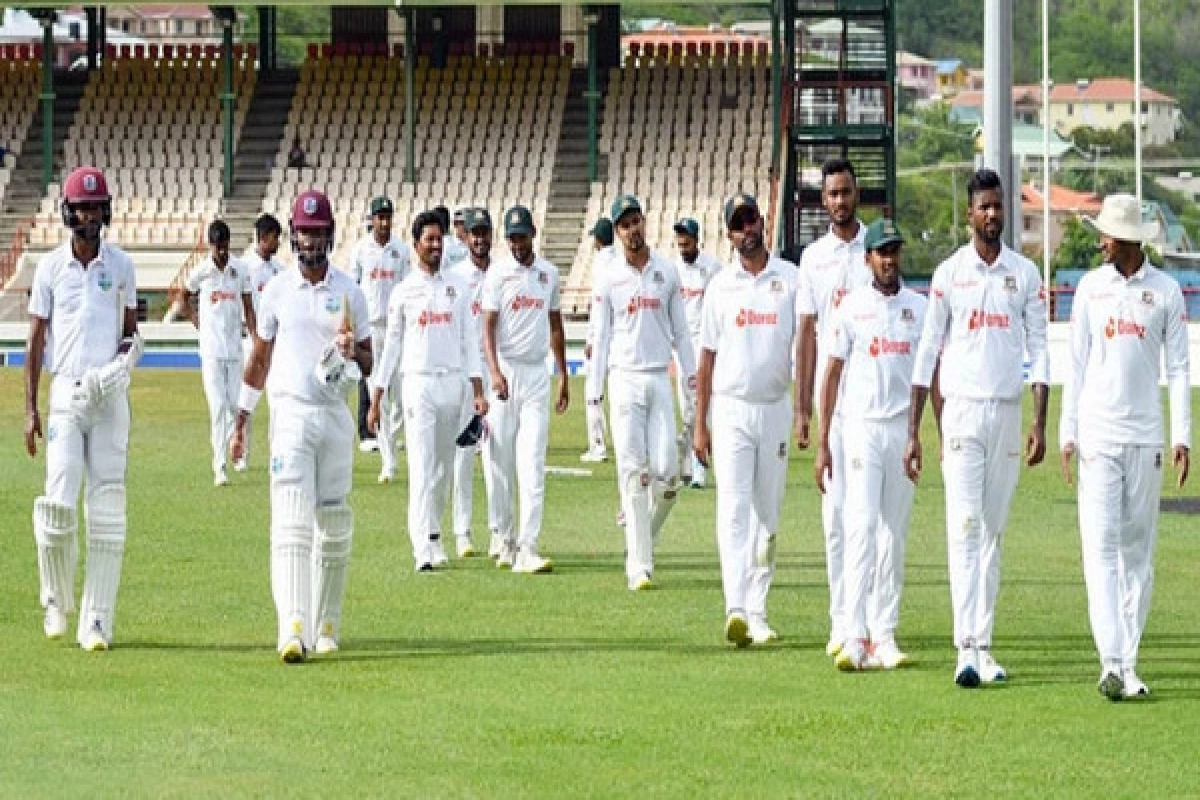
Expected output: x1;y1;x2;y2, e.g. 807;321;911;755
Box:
238;383;262;415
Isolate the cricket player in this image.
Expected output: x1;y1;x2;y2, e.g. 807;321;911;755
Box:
794;158;870;658
907;168;1049;688
672;217;722;488
434;205;469;266
238;213;285;470
25;166;142;651
588;194;695;591
693;193;796;646
352;196;410;483
581;217;616;464
232;189;373;663
481;205;569;573
448;207;495;558
184;220;255;486
815;219;926;671
1059;193;1191;701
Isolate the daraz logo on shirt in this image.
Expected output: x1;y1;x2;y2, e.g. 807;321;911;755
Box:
370;268;397;280
735;308;778;327
868;336;911;357
1104;316;1146;339
511;295;545;312
832;287;848;308
626;296;662;315
681;287;705;299
210;290;239;304
417;310;453;328
967;308;1011;331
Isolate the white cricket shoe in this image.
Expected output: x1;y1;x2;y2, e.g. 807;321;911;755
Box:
725;612;751;648
955;643;980;688
377;468;394;485
233;458;248;473
580;449;607;463
836;638;869;671
1122;668;1149;698
44;600;67;639
358;438;379;453
1098;665;1124;701
488;533;504;559
628;572;653;591
513;548;553;574
978;648;1007;683
825;635;845;658
870;640;910;670
80;619;109;652
430;539;449;568
279;636;306;664
495;539;517;569
214;468;229;487
456;535;476;558
314;636;339;655
748;615;779;645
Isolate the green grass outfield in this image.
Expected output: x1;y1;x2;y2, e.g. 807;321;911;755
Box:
1;370;1198;798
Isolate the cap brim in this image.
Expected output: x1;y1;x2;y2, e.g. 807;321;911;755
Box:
869;235;905;250
672;224;695;236
1085;215;1153;243
506;225;534;237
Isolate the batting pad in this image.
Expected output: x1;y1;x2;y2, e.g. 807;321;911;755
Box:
78;484;126;645
649;477;679;545
312;503;353;647
33;497;78;613
271;486;315;648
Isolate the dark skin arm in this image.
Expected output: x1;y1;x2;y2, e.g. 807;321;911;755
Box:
231;336;275;462
692;347;715;467
549;310;569;413
1026;382;1048;467
24;316;48;457
813;356;844;494
792;314;816;448
904;385;929;483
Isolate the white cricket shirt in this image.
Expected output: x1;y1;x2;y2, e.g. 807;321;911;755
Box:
912;243;1049;400
829;284;927;421
586;249;697;403
187;256;251;360
796;223;870;358
29;240;137;380
1060;261;1191;450
441;235;469;269
373;267;482;390
480;254;561;365
352;233;410;325
449;257;489;360
244;250;283;317
699;255;798;404
676;251;722;343
257;266;370;406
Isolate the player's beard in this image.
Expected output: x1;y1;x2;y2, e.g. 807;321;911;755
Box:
73;220;103;244
297;245;327;270
737;231;763;257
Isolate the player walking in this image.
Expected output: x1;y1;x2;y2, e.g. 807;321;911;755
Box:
184;220;255;486
815;219;926;670
907;168;1050;688
694;194;796;645
352;196;410;483
794;158;870;659
1059;194;1191;701
581;217;616;464
481;205;569;573
672;217;721;488
233;190;372;663
371;210;487;572
588;195;695;591
25;166;142;651
238;213;284;470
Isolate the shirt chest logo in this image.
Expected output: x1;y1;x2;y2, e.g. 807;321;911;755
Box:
1002;275;1018;294
210;290;238;304
1104;316;1146;340
96;270;113;292
324;295;342;315
831;287;848;308
512;294;545;312
868;336;911;357
967;308;1011;331
626;295;662;315
735;308;778;327
418;310;453;328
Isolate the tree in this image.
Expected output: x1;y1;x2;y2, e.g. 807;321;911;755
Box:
1052;216;1101;274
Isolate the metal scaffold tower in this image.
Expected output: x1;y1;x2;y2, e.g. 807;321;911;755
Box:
781;0;896;252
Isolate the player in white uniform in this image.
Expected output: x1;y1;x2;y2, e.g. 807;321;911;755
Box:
815;219;927;670
435;205;469;267
793;158;870;658
1059;194;1191;701
25;166;142;651
232;190;373;663
351;196;410;483
238;213;284;470
448;207;495;558
694;193;796;646
672;217;722;488
588;195;696;591
581;217;615;464
907;168;1050;688
184;220;255;486
482;205;570;573
371;210;487;571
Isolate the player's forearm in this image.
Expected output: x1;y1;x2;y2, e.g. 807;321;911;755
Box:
694;350;714;427
355;340;373;378
1030;383;1048;430
24;322;45;413
908;386;929;439
794;323;815;417
818;361;842;447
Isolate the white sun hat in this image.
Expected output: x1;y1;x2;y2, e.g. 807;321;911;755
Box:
1085;193;1159;243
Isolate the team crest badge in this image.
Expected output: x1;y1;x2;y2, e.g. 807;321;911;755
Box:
46;423;57;443
1141;291;1155;306
270;455;283;474
652;271;664;284
770;279;783;294
324;295;341;314
851;458;863;470
82;174;98;193
538;271;548;284
901;307;915;323
778;442;787;458
303;196;318;216
446;286;457;299
1003;276;1018;293
97;270;112;292
1155;452;1163;469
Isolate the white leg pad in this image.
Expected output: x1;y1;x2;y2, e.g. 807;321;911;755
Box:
623;471;654;580
272;486;315;651
33;497;78;613
312;503;353;648
649;476;679;545
77;485;126;646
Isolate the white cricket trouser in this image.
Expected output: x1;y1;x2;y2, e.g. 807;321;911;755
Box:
821;414;847;638
268;398;355;503
201;355;241;474
404;373;469;562
842;416;914;643
941;396;1022;649
484;358;550;550
585;400;609;456
371;323;406;474
453;381;494;538
1077;444;1163;669
711;394;791;617
609;368;678;581
674;353;706;484
241;337;256;462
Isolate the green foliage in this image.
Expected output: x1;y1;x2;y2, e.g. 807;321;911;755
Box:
897;106;976;171
1052;216;1101;273
236;4;331;67
896;169;968;275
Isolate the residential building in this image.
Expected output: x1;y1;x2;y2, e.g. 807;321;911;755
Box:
898;50;937;101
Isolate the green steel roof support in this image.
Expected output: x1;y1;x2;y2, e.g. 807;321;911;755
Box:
220;17;236;199
38;15;55;191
